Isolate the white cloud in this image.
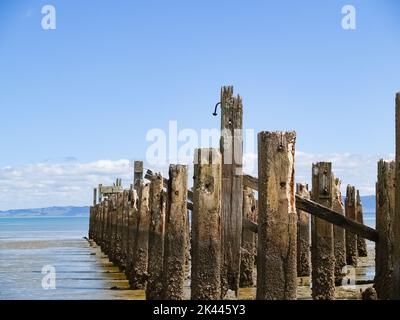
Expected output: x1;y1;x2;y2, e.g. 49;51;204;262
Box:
0;159;134;211
244;151;393;197
296;151;394;196
0;152;393;210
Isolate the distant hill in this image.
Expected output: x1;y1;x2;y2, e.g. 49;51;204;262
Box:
0;196;376;218
0;206;89;217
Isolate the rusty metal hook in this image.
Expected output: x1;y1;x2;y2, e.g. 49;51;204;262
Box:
212;102;221;116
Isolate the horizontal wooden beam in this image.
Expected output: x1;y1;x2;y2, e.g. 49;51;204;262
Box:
243;174;258;191
99;186;123;194
243;218;258;234
144;169;378;242
296;195;378;242
243;173;379;243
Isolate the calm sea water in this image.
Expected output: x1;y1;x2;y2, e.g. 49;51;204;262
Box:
0;213;376;299
363;212;375;229
0;217;89;242
0;217;100;300
0;216;144;300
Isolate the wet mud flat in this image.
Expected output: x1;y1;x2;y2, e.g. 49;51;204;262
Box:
0;236;375;300
231;247;376;300
0;238;144;300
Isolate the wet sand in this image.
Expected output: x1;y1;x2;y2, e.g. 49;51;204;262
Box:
232;247;376;300
0;238;144;300
0;236;375;300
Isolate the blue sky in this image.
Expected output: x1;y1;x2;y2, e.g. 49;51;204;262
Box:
0;0;399;209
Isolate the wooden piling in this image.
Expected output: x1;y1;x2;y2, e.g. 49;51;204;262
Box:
89;206;94;240
101;202;106;247
115;192;124;266
191;149;222;300
94;202;100;247
240;187;257;287
311;162;335;300
96;201;107;252
109;195;118;262
104;198;112;256
91;205;96;241
126;189;138;278
345;185;358;267
162;164;188;300
93;188;97;207
121;189;130;269
95;201;101;248
256;131;297;300
332;177;346;286
356;190;368;257
98;184;102;203
89;188;97;240
185;211;191;267
101;201;107;248
134;161;143;189
146;173;166;300
395;92;400;299
220;86;243;296
375;160;395;299
296;183;311;278
129;180;150;289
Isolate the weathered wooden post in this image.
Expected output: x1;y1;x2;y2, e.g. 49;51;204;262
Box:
311;162;335;300
240;187;257;287
162;165;188;300
93;188;97;207
296;183;311;278
89;209;94;240
332;177;346;286
96;200;102;249
94;202;100;247
96;203;101;244
185;211;191;267
89;188;97;239
90;205;95;241
220;86;243;297
375;160;395;299
345;185;358;267
129;180;150;289
110;194;118;263
191;149;222;299
115;192;124;266
92;204;98;242
146;173;166;300
100;201;106;248
94;202;104;249
98;184;102;203
134;161;143;189
126;189;138;278
104;198;112;256
121;189;130;269
394;91;400;299
89;205;99;242
256;131;297;300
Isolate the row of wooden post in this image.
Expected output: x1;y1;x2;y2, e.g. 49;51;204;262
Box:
88;137;369;300
90;161;188;299
88;88;400;300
